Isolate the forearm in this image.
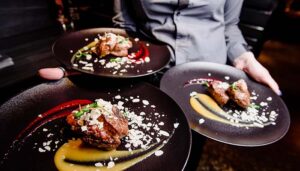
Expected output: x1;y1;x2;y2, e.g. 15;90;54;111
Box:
225;25;249;63
224;0;248;63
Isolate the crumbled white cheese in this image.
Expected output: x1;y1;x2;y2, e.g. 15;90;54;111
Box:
95;162;103;167
199;118;205;124
115;95;121;99
190;91;197;97
145;57;150;63
260;102;268;107
81;126;88;132
174;123;179;128
44;146;51;151
132;99;140;103
155;150;164;156
107;161;115;168
158;122;164;126
159;130;169;137
142;100;149;105
86;54;92;60
38;148;46;153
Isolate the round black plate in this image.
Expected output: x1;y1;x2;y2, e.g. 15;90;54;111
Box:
160;62;290;146
0;78;191;170
53;28;171;78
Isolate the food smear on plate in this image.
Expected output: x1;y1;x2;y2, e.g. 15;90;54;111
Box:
187;78;279;128
190;93;278;128
70;32;151;75
54;138;166;171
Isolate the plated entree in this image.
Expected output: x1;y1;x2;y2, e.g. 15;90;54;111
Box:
52;97;177;170
71;32;151;75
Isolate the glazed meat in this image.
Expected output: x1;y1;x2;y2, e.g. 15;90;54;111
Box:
66;99;128;150
226;79;251;108
97;33;132;57
207;81;230;106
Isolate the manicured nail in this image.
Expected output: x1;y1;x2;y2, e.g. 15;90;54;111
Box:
278;90;282;96
38;68;64;80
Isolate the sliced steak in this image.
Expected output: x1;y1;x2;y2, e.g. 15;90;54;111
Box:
66;101;128;150
227;79;251;108
207;80;230;106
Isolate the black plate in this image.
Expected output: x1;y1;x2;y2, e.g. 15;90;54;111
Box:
53;28;171;78
0;78;191;170
160;62;290;146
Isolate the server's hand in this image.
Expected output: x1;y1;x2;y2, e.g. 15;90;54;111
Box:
234;52;281;96
38;67;65;80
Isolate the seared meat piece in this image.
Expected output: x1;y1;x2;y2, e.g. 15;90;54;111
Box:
96;33;132;57
227;79;251;108
66;99;128;150
97;33;118;57
207;81;230;106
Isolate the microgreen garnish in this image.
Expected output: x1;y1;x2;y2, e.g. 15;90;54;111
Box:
231;82;238;90
74;105;92;118
202;81;210;87
109;58;122;63
75;51;89;59
123;108;129;118
249;104;261;109
89;102;98;108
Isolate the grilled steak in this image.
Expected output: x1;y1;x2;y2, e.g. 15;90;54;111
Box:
66;99;128;150
207;80;230;106
227;79;251;108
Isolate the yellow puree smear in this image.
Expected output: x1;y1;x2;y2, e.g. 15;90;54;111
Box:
71;41;98;63
190;93;233;125
54;139;164;171
190;93;268;128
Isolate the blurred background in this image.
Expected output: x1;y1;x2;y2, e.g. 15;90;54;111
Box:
0;0;300;170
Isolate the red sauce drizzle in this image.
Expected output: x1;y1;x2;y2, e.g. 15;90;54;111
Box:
128;43;150;63
184;77;223;87
16;99;92;139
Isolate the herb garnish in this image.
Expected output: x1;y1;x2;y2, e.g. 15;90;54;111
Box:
249;103;261;109
231;82;238;90
75;51;89;59
201;81;210;87
73;102;98;118
109;58;122;63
